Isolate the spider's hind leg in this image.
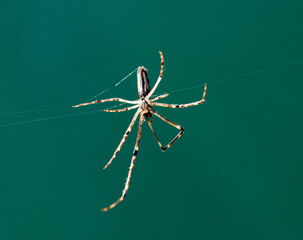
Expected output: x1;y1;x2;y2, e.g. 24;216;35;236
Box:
103;109;140;169
102;115;144;211
148;111;184;152
147;119;164;151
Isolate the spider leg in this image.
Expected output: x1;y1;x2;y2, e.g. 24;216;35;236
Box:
73;98;139;108
150;93;169;102
147;51;164;98
146;119;164;150
102;114;144;211
151;111;184;151
103;109;140;169
150;84;207;109
103;105;139;113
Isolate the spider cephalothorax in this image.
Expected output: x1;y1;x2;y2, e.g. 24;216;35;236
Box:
73;51;207;211
140;99;153;119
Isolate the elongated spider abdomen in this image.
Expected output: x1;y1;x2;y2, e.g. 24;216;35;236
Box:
137;67;151;99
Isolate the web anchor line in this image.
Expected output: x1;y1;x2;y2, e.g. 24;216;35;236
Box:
89;67;138;100
164;57;303;95
0;67;138;119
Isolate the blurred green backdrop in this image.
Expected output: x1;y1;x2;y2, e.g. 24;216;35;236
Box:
0;0;302;239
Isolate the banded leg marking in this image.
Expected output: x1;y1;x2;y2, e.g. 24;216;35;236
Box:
151;84;207;109
147;51;164;98
147;119;164;150
73;98;139;108
151;111;184;151
103;105;139;113
103;109;140;170
150;93;169;102
102;115;144;211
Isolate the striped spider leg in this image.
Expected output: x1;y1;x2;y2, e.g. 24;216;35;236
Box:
146;110;184;151
147;84;207;151
73;51;207;211
101;114;144;211
103;108;140;169
73;98;139;108
150;84;207;109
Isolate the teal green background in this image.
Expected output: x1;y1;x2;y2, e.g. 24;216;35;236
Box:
1;0;303;239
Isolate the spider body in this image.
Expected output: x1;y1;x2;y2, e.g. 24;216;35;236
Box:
137;66;151;99
73;51;207;211
140;100;153;119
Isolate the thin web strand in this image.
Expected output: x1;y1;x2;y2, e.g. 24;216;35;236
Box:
0;106;71;117
0;68;138;118
0;110;100;127
0;102;130;128
165;58;303;95
89;67;138;100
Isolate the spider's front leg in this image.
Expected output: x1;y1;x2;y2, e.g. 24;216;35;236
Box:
147;51;164;98
73;98;139;108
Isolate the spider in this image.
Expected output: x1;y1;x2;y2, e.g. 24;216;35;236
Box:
73;51;207;211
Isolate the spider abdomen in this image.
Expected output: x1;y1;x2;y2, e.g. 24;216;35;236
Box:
137;67;151;98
